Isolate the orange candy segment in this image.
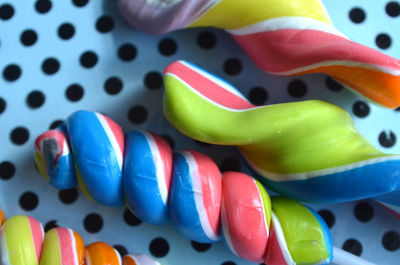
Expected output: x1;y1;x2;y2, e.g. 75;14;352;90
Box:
85;242;122;265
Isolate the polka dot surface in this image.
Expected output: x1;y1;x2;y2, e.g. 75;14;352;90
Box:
0;1;399;264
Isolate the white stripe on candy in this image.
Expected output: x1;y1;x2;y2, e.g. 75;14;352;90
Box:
95;112;123;171
0;227;11;265
271;213;295;265
182;151;220;241
243;153;400;181
142;130;169;206
227;16;347;39
220;200;238;257
68;228;79;265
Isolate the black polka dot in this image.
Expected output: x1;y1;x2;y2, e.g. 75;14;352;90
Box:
220;158;241;172
104;76;123;95
26;90;45;109
49;119;63;129
58;23;75;40
118;43;137;62
342;239;362;256
96;15;114;33
382;231;400;251
191;241;211;252
223;58;242;76
20;29;38;46
42;57;60;75
123;208;142;226
3;64;22;82
44;220;59;232
158;38;177;56
113;244;128;256
222;262;236;265
10;126;29;145
58;188;79;204
84;213;103;233
0;3;14;20
128;105;148;124
66;84;84;102
325;77;343;92
197;30;217;49
352;101;370;118
0;161;15;180
349;7;366;23
35;0;52;14
144;71;163;90
19;191;39;211
149;237;169;257
379;130;396;148
72;0;88;7
80;51;98;68
376;33;392;49
386;2;400;17
317;209;335;228
354;201;374;222
248;86;268;105
0;97;6;115
288;79;307;98
161;134;174;149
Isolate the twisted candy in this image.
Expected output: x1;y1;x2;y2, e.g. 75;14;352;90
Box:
0;211;158;265
34;111;333;264
162;60;400;208
118;0;400;108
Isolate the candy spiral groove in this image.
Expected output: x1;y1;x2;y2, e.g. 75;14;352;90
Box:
34;109;333;264
118;0;400;108
0;209;159;265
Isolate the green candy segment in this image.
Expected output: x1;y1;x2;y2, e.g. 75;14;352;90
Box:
271;197;332;264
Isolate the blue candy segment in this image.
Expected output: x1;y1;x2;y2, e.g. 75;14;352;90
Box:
66;110;124;206
169;152;217;243
249;158;400;204
123;131;170;225
48;154;77;189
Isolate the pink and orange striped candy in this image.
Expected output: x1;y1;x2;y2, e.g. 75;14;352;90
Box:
0;215;44;265
85;242;122;265
39;227;85;265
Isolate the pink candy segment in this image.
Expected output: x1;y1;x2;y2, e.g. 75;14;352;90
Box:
221;172;269;263
57;228;79;265
28;216;45;262
164;61;255;110
233;29;400;73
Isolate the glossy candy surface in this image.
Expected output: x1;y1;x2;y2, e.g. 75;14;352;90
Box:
163;60;400;205
169;150;222;243
221;171;271;263
34;110;334;264
85;242;122;265
0;209;4;226
39;227;85;265
0;216;44;265
0;210;159;265
118;0;400;108
124;130;173;225
265;197;333;265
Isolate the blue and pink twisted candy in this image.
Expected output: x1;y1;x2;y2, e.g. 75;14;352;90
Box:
34;110;334;264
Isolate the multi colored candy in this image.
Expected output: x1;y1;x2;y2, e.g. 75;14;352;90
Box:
118;0;400;108
162;60;400;208
0;210;158;265
34;110;335;264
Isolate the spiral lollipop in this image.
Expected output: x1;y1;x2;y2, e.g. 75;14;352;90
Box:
162;60;400;214
0;210;159;265
117;0;400;109
34;109;379;264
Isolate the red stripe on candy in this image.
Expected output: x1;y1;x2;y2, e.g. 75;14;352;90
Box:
264;221;287;265
164;61;255;110
233;29;400;73
57;228;77;265
102;114;125;156
150;132;173;196
27;216;44;262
